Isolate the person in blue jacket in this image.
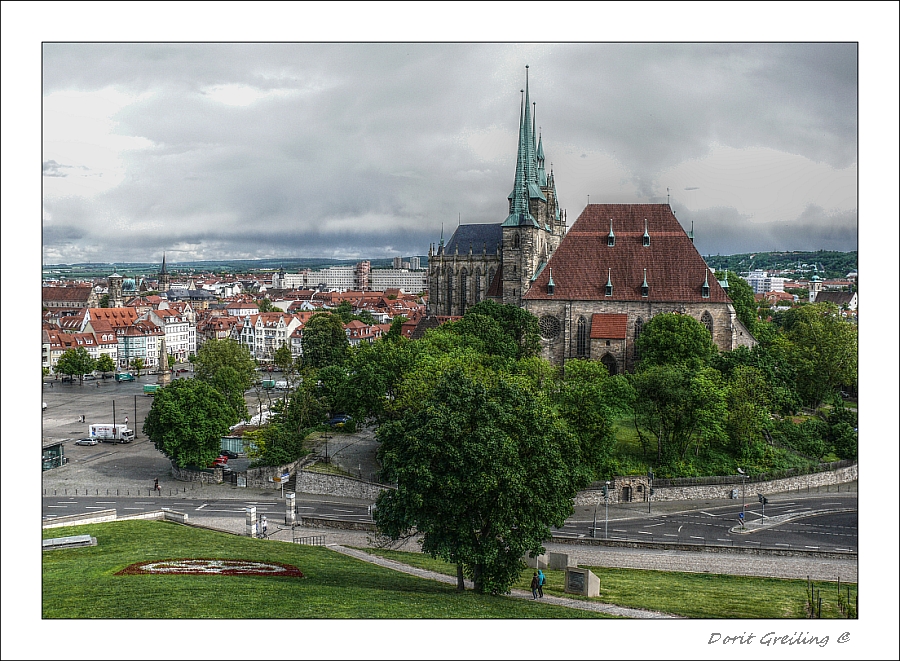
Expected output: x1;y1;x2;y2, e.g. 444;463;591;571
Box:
537;569;545;598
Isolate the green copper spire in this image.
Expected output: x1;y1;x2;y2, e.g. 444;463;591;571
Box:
504;66;543;227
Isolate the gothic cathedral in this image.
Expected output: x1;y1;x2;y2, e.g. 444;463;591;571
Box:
427;67;756;372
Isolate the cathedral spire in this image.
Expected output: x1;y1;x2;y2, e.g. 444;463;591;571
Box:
504;67;541;227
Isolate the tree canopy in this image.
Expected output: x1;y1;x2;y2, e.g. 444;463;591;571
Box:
143;379;239;468
95;354;116;374
374;367;585;595
634;313;717;369
54;347;96;382
192;339;257;419
301;313;350;369
463;301;541;359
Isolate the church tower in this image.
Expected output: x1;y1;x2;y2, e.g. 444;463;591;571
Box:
501;66;564;307
108;270;124;308
159;253;170;293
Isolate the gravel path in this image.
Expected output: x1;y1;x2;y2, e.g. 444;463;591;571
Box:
328;544;682;618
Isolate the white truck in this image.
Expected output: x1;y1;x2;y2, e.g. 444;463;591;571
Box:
89;423;135;443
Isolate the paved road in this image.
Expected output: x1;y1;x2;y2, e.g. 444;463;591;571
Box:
556;493;858;552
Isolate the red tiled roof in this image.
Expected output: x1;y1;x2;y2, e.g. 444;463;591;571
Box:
42;286;93;303
524;204;727;303
589;313;628;339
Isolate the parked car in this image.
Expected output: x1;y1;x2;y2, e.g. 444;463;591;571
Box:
82;373;96;380
74;438;99;446
209;455;229;468
220;449;240;459
114;372;135;382
326;414;352;427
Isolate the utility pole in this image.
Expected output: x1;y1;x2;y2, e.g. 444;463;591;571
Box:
647;469;653;515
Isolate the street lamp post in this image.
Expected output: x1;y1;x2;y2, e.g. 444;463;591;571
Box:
647;470;653;515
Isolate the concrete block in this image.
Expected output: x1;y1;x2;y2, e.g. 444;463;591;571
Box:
548;552;569;570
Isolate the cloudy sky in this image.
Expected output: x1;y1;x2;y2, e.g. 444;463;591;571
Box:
35;35;869;265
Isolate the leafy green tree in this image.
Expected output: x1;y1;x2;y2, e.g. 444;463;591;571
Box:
301;313;349;369
167;354;177;369
257;297;276;313
773;303;858;408
130;357;145;376
99;293;110;308
143;379;238;468
634;313;717;369
273;344;296;387
711;345;800;415
208;366;250;421
551;359;624;477
463;301;541;359
724;366;771;456
43;366;50;378
384;315;408;342
629;365;727;467
826;399;858;460
334;301;354;323
721;271;758;335
55;347;97;383
375;367;584;595
95;354;116;375
441;312;519;360
193;339;257;389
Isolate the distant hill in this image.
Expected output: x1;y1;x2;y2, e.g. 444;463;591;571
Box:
42;257;429;281
702;250;857;281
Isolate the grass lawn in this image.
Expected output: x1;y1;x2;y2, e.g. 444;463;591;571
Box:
42;521;603;619
360;549;857;619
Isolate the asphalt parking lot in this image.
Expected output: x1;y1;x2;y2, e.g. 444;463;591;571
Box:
41;371;382;494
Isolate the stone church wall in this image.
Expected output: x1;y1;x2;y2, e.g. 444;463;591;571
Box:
526;299;751;370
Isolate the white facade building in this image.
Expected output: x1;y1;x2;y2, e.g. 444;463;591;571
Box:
369;268;428;293
745;269;786;294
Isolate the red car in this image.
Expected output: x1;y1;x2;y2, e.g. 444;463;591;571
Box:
210;455;229;468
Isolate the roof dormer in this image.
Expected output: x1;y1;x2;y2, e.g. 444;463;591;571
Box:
642;219;650;247
607;219;615;247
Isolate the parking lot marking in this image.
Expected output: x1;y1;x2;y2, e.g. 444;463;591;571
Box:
46;505;69;508
690;536;704;540
805;546;820;549
85;506;105;509
95;501;116;504
663;534;678;537
613;529;627;533
122;507;145;510
638;531;652;535
195;504;207;510
700;511;718;517
644;522;664;528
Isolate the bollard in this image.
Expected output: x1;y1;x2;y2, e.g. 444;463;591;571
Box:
285;493;296;525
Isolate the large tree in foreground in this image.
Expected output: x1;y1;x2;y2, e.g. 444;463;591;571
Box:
301;313;350;369
144;379;238;468
374;367;584;595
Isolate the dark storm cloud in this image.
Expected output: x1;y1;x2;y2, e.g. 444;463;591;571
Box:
41;42;859;263
680;205;858;256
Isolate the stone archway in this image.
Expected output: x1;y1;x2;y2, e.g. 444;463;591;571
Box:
600;353;618;376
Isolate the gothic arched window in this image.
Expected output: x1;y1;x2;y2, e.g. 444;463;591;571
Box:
634;316;644;359
514;233;520;248
576;316;588;358
701;310;714;337
474;269;482;304
446;271;453;316
460;268;468;315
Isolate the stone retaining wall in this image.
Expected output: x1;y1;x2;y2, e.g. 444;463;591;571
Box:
170;464;224;484
42;508;189;528
551;535;855;560
296;470;394;500
242;461;301;490
575;464;857;506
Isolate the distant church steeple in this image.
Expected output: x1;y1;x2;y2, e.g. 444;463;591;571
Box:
159;252;170;293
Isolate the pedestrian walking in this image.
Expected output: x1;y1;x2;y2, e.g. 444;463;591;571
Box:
537;569;545;598
530;572;540;600
154;478;160;495
261;516;268;538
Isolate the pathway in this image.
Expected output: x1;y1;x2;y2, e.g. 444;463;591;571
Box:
329;544;682;619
